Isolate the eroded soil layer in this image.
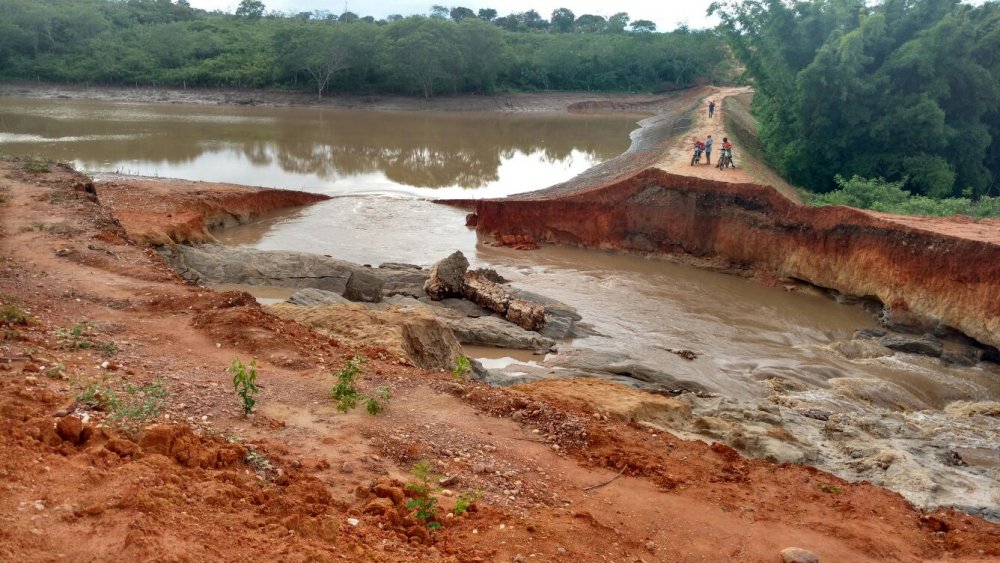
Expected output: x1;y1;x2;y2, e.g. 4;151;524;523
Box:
3;160;1000;561
474;168;1000;351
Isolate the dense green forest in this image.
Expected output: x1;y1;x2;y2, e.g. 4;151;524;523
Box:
712;0;999;199
0;0;728;97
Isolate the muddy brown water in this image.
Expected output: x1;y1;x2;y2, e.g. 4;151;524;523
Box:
0;97;640;198
217;201;1000;406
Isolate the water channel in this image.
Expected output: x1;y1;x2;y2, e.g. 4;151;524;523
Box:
1;95;997;516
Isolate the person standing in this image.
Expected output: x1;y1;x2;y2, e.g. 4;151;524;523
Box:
708;100;715;118
704;135;714;165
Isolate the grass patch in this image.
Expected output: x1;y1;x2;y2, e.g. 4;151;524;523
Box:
22;156;50;174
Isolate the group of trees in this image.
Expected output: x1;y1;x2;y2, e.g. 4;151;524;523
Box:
0;0;727;99
712;0;999;199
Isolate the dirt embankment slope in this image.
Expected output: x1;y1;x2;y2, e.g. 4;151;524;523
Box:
2;158;998;561
474;88;1000;352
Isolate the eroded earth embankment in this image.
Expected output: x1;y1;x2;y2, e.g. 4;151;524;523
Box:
474;168;1000;352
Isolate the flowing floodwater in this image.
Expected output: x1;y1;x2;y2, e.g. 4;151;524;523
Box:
3;95;997;516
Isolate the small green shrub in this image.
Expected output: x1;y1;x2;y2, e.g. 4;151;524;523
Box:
819;483;843;494
406;460;442;530
364;386;391;415
229;357;260;416
56;323;92;350
45;363;66;378
1;303;29;326
75;377;168;434
331;356;388;415
98;341;118;357
453;489;481;516
451;355;472;382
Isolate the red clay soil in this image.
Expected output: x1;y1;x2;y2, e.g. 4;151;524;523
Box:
95;175;328;245
1;157;998;562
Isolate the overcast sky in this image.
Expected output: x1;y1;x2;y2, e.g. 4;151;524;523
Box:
186;1;720;32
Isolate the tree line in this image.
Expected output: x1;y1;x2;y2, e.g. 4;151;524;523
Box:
0;0;729;99
712;0;999;199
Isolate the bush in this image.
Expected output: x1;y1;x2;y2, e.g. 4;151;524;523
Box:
406;460;442;530
229;357;260;416
810;175;1000;218
331;356;389;415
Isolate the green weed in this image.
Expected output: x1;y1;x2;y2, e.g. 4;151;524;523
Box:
451;355;472;382
406;460;442;530
453;489;481;516
56;323;92;350
22;157;50;174
819;483;843;494
331;356;389;415
228;357;260;416
74;377;169;435
45;363;66;378
98;341;118;357
1;303;29;326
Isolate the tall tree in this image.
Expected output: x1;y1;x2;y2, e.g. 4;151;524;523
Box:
235;0;264;20
551;8;575;32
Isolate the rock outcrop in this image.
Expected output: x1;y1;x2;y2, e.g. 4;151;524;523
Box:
158;245;428;299
424;251;469;300
268;303;462;371
474;168;1000;350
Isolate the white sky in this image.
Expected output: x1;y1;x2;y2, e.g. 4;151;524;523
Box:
186;1;719;32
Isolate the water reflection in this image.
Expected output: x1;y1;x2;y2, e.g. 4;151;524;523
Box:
0;98;640;197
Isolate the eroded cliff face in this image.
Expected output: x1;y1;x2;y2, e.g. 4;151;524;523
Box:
474;169;1000;349
96;178;329;245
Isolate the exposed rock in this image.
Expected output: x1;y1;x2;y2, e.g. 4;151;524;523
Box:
471;267;506;284
400;316;464;371
780;547;819;563
506;299;546;331
286;288;351;307
940;345;982;367
424;251;469;300
376;265;430;298
343;270;384;303
878;334;944;357
462;270;511;314
159;244;363;292
434;297;492;318
463;271;546;331
378;262;422;271
438;315;555;352
268;303;460;370
831;339;893;360
854;328;888;339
